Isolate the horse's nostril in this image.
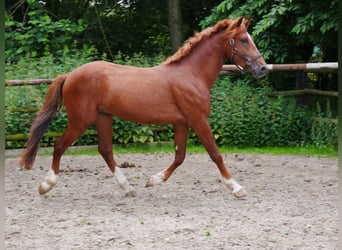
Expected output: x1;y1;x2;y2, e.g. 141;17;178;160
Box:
253;65;268;78
260;66;267;72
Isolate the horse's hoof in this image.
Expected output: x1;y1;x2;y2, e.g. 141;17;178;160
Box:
38;183;51;195
145;171;165;188
233;188;247;199
125;190;137;197
145;178;154;188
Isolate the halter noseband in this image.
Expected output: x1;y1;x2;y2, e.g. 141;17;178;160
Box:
229;38;262;74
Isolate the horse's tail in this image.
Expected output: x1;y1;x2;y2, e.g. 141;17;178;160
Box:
19;74;68;170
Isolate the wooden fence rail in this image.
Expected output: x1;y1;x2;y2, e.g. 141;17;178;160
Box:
5;62;338;144
221;62;338;73
5;62;338;86
269;89;338;97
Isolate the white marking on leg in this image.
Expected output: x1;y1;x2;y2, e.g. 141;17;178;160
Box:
114;167;136;196
223;178;243;194
146;170;165;187
39;169;58;195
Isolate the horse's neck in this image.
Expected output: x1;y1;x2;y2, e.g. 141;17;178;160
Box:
182;32;227;88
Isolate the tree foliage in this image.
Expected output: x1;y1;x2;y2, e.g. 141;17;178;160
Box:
5;55;336;149
4;0;337;149
201;0;338;63
5;0;222;60
5;0;88;62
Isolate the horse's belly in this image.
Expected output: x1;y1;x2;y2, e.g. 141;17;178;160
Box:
118;111;185;124
103;100;186;125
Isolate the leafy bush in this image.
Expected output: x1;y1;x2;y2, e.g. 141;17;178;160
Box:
5;53;170;149
5;54;337;149
5;48;98;80
310;101;338;148
113;51;166;67
208;77;310;147
5;1;87;63
5;47;100;149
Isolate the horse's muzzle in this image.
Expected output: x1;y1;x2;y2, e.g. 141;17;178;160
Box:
251;63;268;78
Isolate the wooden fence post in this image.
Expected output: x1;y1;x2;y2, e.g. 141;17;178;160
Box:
296;61;308;106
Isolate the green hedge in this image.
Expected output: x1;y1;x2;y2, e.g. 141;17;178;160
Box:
310;102;338;148
208;78;311;147
5;54;337;149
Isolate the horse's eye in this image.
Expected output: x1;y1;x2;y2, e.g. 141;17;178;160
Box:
241;38;248;44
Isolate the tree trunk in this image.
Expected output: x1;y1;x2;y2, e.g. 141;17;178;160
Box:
168;0;183;53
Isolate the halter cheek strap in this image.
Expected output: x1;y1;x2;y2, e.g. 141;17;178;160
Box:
229;39;262;74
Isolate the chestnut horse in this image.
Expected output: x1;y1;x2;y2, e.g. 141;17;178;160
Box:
20;17;267;198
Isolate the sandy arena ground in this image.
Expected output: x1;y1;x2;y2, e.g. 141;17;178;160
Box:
5;152;338;249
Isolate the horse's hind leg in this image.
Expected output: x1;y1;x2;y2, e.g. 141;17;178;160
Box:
146;124;189;187
96;114;136;197
39;122;88;195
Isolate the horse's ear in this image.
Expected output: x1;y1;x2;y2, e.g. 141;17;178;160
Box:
226;16;247;34
236;16;245;27
244;19;251;28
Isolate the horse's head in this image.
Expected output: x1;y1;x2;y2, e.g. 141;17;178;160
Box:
226;17;268;78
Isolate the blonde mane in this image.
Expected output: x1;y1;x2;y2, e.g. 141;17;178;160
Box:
163;17;250;65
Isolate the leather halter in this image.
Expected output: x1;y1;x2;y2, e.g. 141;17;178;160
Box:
229;38;262;74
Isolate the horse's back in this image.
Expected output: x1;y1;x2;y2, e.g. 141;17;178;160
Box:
62;61;186;124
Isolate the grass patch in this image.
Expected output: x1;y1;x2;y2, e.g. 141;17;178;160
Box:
218;146;337;157
56;143;337;158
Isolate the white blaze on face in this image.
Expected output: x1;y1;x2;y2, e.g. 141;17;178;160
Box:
247;32;252;42
247;32;259;53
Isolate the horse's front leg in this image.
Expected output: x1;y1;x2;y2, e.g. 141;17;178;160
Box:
191;118;247;199
146;124;189;187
